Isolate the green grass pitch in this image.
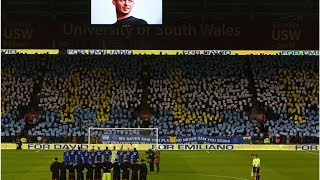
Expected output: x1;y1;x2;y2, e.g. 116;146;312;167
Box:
2;150;319;180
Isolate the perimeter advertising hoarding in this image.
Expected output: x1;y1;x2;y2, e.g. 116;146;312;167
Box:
1;144;318;151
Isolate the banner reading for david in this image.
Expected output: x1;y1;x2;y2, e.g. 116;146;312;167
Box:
101;135;243;144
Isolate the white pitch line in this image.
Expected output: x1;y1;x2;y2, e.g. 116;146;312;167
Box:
306;151;319;156
206;150;210;153
163;172;249;180
2;172;48;176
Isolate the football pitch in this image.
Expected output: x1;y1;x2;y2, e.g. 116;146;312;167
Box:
2;150;319;180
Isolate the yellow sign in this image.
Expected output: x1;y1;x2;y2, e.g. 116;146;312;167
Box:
66;49;319;56
1;49;319;55
1;143;319;151
1;49;59;54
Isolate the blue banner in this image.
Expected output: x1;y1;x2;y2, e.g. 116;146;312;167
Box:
101;135;243;144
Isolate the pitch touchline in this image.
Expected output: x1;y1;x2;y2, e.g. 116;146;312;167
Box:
306;151;319;156
162;172;249;180
2;172;48;176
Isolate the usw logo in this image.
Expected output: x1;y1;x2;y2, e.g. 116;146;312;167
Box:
3;27;34;40
272;29;301;41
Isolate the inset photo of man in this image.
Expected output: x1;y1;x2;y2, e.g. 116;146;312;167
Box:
91;0;162;25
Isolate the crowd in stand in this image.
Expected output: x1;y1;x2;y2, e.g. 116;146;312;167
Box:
1;55;319;144
252;56;319;143
147;57;254;137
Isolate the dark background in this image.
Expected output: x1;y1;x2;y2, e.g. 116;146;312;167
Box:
1;0;319;49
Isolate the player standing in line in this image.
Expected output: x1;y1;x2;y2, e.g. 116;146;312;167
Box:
103;147;112;162
85;160;94;180
111;146;118;163
102;158;113;173
132;148;139;163
139;159;148;180
63;148;70;165
50;157;60;180
94;159;103;180
76;147;83;163
75;160;85;180
118;148;125;164
112;159;121;180
70;147;76;164
120;158;131;180
90;149;96;164
68;162;76;180
130;160;140;180
83;149;90;165
125;147;132;163
59;161;68;180
96;147;103;163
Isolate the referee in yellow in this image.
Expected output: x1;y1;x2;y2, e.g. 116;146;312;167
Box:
255;154;261;180
251;154;255;178
251;154;261;180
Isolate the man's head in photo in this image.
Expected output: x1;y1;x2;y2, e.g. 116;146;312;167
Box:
112;0;134;19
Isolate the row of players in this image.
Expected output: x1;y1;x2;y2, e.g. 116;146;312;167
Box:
63;146;139;165
51;157;148;180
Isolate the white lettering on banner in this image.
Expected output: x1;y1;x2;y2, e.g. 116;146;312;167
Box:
181;50;201;55
217;139;231;143
177;137;198;143
280;50;301;55
295;145;318;151
206;138;216;143
67;49;86;55
1;49;17;54
203;50;232;55
141;137;150;141
197;136;207;141
303;50;319;55
87;50;133;55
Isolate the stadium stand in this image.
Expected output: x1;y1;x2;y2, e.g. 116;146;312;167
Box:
252;56;319;144
147;57;254;137
1;55;319;144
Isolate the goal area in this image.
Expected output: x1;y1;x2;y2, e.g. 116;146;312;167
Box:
88;128;159;150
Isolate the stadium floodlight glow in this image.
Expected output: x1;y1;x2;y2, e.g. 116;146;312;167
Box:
88;127;159;149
